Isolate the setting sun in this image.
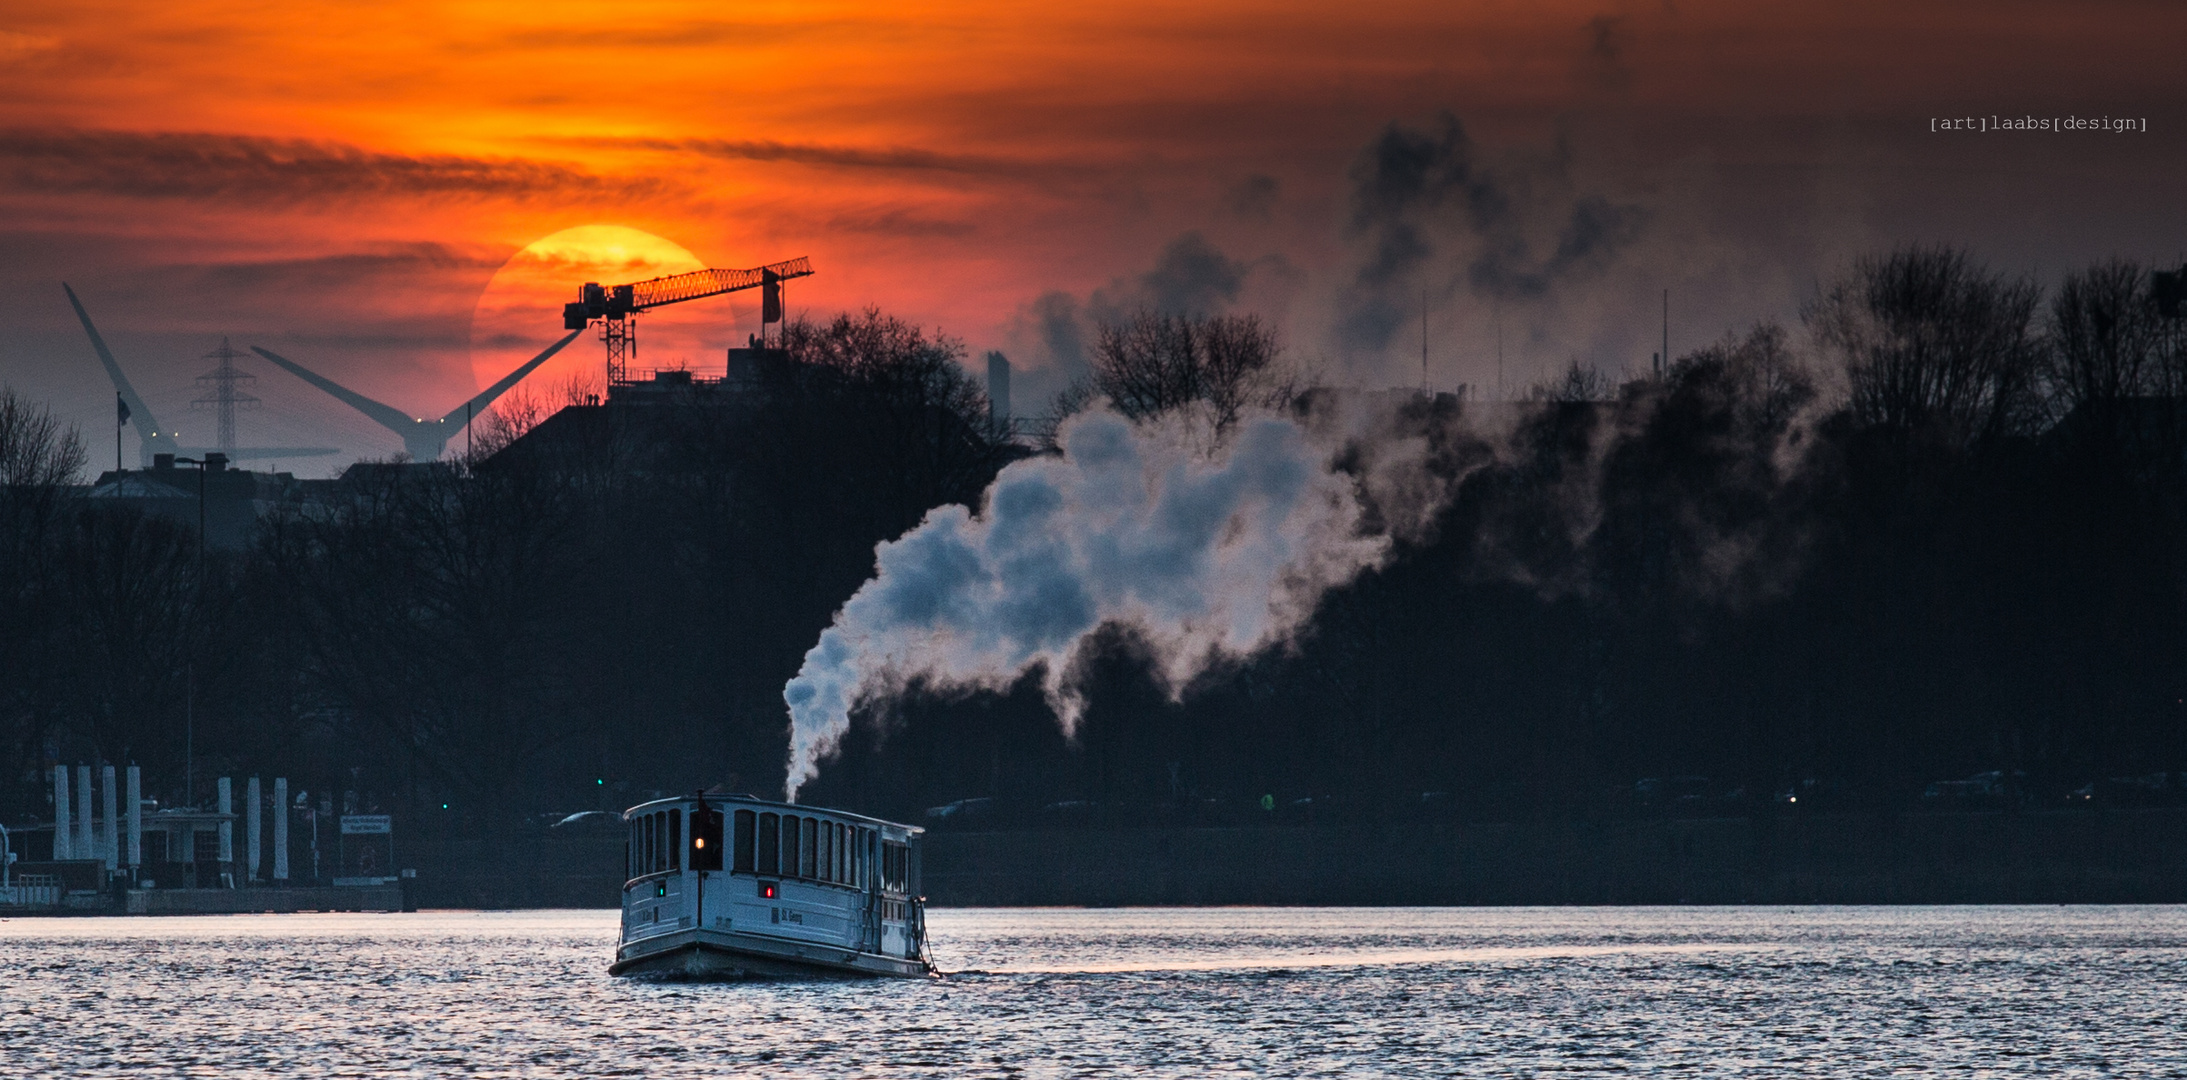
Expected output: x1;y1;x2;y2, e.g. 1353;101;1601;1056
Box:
470;224;733;398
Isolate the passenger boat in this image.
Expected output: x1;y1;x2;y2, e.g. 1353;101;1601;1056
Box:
610;793;934;979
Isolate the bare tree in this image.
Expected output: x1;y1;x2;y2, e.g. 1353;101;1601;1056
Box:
0;388;89;795
0;386;87;488
1070;310;1292;436
2045;259;2162;416
1678;322;1816;434
779;308;1013;526
1805;245;2041;450
1529;361;1613;403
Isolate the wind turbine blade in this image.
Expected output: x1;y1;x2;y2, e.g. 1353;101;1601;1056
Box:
439;329;582;427
186;446;343;460
249;346;421;436
62;283;165;448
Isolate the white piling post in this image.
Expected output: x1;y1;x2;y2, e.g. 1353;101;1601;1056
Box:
100;764;119;874
51;766;71;860
272;778;289;883
246;776;262;884
75;765;93;862
126;766;143;874
217;777;233;885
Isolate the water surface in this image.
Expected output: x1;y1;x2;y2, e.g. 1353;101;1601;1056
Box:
5;906;2184;1077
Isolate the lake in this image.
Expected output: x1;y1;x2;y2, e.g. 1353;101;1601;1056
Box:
5;906;2184;1076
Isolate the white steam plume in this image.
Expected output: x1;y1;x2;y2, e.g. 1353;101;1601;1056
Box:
782;406;1417;800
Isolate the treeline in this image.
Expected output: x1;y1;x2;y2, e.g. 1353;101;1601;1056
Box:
816;246;2187;821
5;247;2187;834
1;310;1013;831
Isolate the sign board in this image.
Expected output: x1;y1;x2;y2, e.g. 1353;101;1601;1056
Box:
340;815;392;835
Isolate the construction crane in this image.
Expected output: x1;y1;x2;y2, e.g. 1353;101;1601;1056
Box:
564;256;813;385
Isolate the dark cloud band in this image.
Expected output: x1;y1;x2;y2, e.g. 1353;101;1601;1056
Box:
0;129;653;203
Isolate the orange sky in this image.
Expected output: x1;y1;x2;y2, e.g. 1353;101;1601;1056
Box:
4;1;2183;469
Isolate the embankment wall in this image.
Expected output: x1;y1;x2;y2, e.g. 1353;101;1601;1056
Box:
401;808;2187;908
921;809;2187;906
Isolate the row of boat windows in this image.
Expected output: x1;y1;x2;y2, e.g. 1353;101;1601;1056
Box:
626;807;911;893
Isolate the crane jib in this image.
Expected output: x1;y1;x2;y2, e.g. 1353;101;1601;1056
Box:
563;257;814;329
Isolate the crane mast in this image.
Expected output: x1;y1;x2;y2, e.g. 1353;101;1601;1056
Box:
564;256;814;385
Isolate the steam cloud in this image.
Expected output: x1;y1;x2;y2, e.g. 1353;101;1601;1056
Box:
1340;111;1646;351
782;406;1413;799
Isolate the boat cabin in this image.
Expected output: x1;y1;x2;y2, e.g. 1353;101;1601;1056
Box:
613;793;929;978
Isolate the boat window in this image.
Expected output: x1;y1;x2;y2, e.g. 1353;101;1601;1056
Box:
694;809;724;872
733;810;755;874
801;817;817;879
757;812;778;875
882;840;907;891
835;823;848;882
782;815;797;879
818;819;834;883
624;834;633;881
643;814;656;874
669;809;682;872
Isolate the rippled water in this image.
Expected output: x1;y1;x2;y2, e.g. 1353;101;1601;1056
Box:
6;905;2186;1077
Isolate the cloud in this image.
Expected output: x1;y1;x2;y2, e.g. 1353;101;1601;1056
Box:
160;243;508;291
1227;174;1279;221
824;208;977;238
480;20;857;51
1577;14;1634;92
1338;111;1647;352
782;405;1419;798
575;136;1080;181
0;30;60;57
1007;231;1255;380
1027;291;1088;372
0;129;653;203
1120;231;1248;316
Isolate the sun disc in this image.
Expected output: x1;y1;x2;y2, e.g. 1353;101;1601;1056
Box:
470;224;737;400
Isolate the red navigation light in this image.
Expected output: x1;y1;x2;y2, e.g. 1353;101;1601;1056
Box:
759;881;778;899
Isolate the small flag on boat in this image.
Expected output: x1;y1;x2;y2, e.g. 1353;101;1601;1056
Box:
117;393;130;426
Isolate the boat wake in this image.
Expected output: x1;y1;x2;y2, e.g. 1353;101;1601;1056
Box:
941;941;1777;976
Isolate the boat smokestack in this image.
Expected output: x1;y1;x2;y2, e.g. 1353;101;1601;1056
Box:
246;776;262;883
51;766;71;860
126;765;142;873
75;765;92;861
272;778;289;882
100;764;118;873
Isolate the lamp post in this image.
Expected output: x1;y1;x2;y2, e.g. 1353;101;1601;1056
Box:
171;456;212;805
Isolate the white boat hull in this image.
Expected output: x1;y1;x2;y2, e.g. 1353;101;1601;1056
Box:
611;925;932;979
